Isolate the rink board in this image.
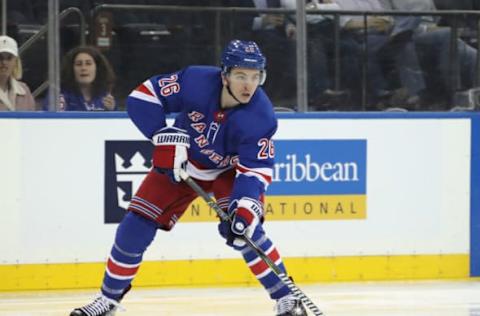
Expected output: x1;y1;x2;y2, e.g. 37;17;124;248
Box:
0;112;478;291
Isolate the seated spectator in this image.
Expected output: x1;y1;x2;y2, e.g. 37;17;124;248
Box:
334;0;427;110
53;46;116;111
384;0;479;109
0;35;35;111
302;0;363;110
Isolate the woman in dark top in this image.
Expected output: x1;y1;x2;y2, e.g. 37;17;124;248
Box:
58;46;116;111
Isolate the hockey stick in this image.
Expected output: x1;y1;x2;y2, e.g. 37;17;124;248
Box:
178;169;324;316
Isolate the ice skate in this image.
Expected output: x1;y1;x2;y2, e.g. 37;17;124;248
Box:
69;294;124;316
275;294;307;316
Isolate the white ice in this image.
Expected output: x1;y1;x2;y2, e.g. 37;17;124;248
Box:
0;280;479;315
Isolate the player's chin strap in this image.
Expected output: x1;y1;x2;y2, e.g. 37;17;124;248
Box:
178;169;325;316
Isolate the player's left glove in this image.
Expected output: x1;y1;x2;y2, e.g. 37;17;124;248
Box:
152;126;190;182
218;197;263;249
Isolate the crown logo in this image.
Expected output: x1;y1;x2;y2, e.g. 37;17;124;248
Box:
115;151;151;173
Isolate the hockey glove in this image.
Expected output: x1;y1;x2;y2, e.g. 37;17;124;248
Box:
218;197;263;250
152;126;190;182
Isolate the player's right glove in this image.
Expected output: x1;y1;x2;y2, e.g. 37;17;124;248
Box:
151;126;190;182
218;197;263;250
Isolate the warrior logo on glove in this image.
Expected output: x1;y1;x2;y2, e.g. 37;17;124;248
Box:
151;126;190;182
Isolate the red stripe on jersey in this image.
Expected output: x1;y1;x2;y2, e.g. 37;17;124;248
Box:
236;164;272;184
136;83;154;96
107;258;139;277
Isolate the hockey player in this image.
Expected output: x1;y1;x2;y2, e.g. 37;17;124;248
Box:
70;39;307;316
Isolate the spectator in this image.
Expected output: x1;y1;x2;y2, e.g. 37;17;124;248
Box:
296;0;364;110
54;46;116;111
334;0;427;110
0;35;35;111
383;0;479;109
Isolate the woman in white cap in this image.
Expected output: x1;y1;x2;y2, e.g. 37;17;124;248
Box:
0;35;35;111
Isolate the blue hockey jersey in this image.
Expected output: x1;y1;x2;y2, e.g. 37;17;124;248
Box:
58;90;115;111
127;66;277;202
